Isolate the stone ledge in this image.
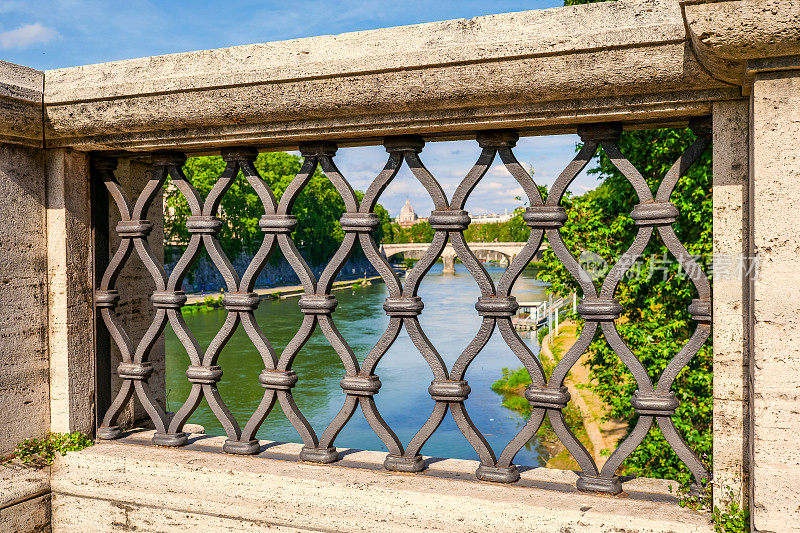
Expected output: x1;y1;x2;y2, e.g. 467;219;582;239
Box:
683;0;800;89
0;60;43;147
0;463;50;510
0;463;51;533
42;0;738;152
51;431;712;532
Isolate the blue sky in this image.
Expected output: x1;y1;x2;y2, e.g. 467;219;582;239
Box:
1;0;600;216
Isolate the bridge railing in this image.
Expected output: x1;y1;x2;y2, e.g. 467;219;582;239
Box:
5;0;800;530
90;122;716;494
98;125;710;494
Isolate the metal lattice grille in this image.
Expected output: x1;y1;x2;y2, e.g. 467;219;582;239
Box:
93;123;711;494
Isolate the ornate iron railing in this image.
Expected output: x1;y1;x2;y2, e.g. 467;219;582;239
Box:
92;122;711;495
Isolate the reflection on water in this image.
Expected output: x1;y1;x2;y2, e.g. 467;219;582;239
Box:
166;263;549;466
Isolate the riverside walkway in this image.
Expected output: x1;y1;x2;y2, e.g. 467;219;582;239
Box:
184;275;382;305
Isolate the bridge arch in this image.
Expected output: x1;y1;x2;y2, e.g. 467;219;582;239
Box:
379;242;544;273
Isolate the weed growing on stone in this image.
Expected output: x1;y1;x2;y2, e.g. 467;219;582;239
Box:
1;432;93;466
669;480;750;533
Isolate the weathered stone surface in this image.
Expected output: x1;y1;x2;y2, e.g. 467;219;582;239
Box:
751;70;800;533
42;0;738;152
51;436;712;533
0;60;43;147
0;493;50;533
0;464;50;533
0;144;50;532
0;144;49;456
0;463;50;509
46;149;93;435
711;99;750;508
683;0;800;87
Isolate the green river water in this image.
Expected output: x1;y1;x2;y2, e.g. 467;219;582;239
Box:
166;263;549;466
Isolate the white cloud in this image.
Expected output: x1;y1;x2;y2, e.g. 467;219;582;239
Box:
488;164;512;178
0;22;58;49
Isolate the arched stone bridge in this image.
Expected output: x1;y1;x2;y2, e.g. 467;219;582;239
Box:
380;242;547;273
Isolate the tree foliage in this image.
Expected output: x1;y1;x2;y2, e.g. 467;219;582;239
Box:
164;152;391;266
537;127;713;484
462;210;531;243
386;221;435;244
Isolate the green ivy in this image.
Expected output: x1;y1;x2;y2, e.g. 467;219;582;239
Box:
2;432;93;466
670;481;750;532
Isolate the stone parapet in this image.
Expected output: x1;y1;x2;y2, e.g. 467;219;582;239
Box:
51;434;713;533
2;0;800;530
0;61;43;148
42;0;737;152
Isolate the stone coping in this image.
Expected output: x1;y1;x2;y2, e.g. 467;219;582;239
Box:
0;463;50;510
683;0;800;88
0;61;43;147
2;0;797;151
49;429;713;532
40;0;733;151
44;0;688;103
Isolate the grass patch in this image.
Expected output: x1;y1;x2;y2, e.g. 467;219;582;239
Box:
537;326;549;346
2;432;93;466
491;320;593;469
181;294;224;314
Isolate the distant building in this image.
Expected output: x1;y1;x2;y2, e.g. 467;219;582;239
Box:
395;200;512;228
470;209;513;225
396;199;419;228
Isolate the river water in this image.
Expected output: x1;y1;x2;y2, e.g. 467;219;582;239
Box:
166;264;549;466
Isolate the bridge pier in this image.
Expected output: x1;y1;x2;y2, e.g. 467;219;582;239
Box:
442;252;456;273
380;242;541;273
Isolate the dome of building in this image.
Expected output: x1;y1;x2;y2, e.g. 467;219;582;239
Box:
396;198;418;227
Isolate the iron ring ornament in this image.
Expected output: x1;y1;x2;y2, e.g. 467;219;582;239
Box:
93;120;712;495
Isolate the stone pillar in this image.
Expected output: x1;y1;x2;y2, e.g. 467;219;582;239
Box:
441;251;456;273
106;157;167;427
750;69;800;532
46;153;167;435
0;62;48;454
0;61;51;533
0;143;49;452
46;149;93;435
682;5;800;527
711;99;750;509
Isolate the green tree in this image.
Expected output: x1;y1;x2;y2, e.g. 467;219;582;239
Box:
386;221;435;244
543;0;712;488
463;208;531;243
538;127;713;485
164;153;391;266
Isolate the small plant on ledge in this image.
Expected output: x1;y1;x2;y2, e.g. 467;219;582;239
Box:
670;479;750;533
1;431;93;467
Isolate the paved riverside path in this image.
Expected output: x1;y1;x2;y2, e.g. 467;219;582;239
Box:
184;275;383;305
540;320;626;468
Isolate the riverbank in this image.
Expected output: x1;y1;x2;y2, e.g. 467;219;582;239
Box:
182;274;383;309
492;319;626;470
